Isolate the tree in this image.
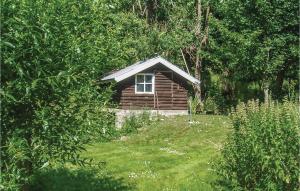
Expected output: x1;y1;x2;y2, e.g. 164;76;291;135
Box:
121;0;212;102
209;0;299;101
1;0;152;189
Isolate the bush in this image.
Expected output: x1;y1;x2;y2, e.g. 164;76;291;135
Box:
90;111;118;142
214;100;300;190
203;96;219;114
121;112;151;135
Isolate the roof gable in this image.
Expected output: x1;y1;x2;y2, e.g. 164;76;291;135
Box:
101;56;200;84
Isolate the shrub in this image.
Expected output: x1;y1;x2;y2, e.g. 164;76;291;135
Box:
1;1;118;189
203;96;219;114
90;111;118;142
214;100;300;190
121;112;151;135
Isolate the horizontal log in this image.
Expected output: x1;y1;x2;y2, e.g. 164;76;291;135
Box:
172;102;187;105
121;94;154;99
121;96;154;99
122;93;154;98
156;107;187;110
155;86;172;89
120;101;153;104
120;100;154;103
154;91;172;94
120;104;154;107
156;80;172;82
120;99;188;104
173;92;187;95
120;106;187;110
171;104;188;107
120;101;187;105
155;83;172;86
173;97;187;100
120;94;187;98
155;100;173;103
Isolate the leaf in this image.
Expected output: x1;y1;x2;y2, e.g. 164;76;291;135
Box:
2;41;15;48
67;76;71;84
25;87;30;95
32;80;38;89
57;71;65;78
40;161;49;169
5;92;17;102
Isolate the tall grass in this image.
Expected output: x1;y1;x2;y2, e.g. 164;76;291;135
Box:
214;99;300;190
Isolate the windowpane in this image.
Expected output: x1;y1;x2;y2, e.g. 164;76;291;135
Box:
136;75;144;83
145;75;153;83
145;84;152;92
136;84;144;92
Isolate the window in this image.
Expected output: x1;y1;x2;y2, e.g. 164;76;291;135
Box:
135;73;154;94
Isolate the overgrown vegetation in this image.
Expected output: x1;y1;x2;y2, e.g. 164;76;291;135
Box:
1;0;299;190
1;1;119;189
121;112;152;135
214;100;300;190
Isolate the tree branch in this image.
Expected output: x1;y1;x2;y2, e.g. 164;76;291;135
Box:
181;48;191;75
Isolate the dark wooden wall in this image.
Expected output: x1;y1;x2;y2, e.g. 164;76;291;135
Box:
114;64;189;110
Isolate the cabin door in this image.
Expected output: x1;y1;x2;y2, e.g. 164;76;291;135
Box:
154;71;173;110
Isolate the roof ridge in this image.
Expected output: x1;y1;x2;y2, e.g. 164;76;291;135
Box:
102;56;200;84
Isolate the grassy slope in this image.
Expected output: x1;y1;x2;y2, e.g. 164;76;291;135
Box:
83;115;231;191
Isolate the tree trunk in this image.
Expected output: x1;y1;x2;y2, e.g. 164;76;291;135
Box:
274;67;286;98
146;0;157;24
182;1;210;103
263;82;270;103
194;0;202;102
195;56;202;100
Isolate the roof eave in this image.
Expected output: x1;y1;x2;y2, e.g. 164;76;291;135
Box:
101;56;201;84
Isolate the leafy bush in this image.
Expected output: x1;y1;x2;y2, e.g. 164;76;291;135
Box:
214;100;300;190
121;112;151;135
2;0;158;188
203;96;219;114
1;0;130;189
89;111;118;142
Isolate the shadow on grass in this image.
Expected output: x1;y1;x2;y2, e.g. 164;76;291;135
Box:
30;167;134;191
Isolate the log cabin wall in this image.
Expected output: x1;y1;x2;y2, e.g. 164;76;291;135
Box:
114;64;189;110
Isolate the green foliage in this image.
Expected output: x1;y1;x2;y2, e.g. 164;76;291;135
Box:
1;0;147;189
214;100;300;190
88;110;118;142
282;80;298;100
189;96;203;114
209;0;299;100
30;167;133;191
121;112;151;135
203;78;227;114
1;0;299;189
203;97;218;115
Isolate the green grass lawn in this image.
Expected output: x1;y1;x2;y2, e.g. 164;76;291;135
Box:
33;115;231;191
85;115;231;191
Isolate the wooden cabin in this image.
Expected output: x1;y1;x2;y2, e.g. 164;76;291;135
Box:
102;56;200;115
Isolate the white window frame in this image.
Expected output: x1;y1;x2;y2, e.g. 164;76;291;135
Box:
135;73;155;94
